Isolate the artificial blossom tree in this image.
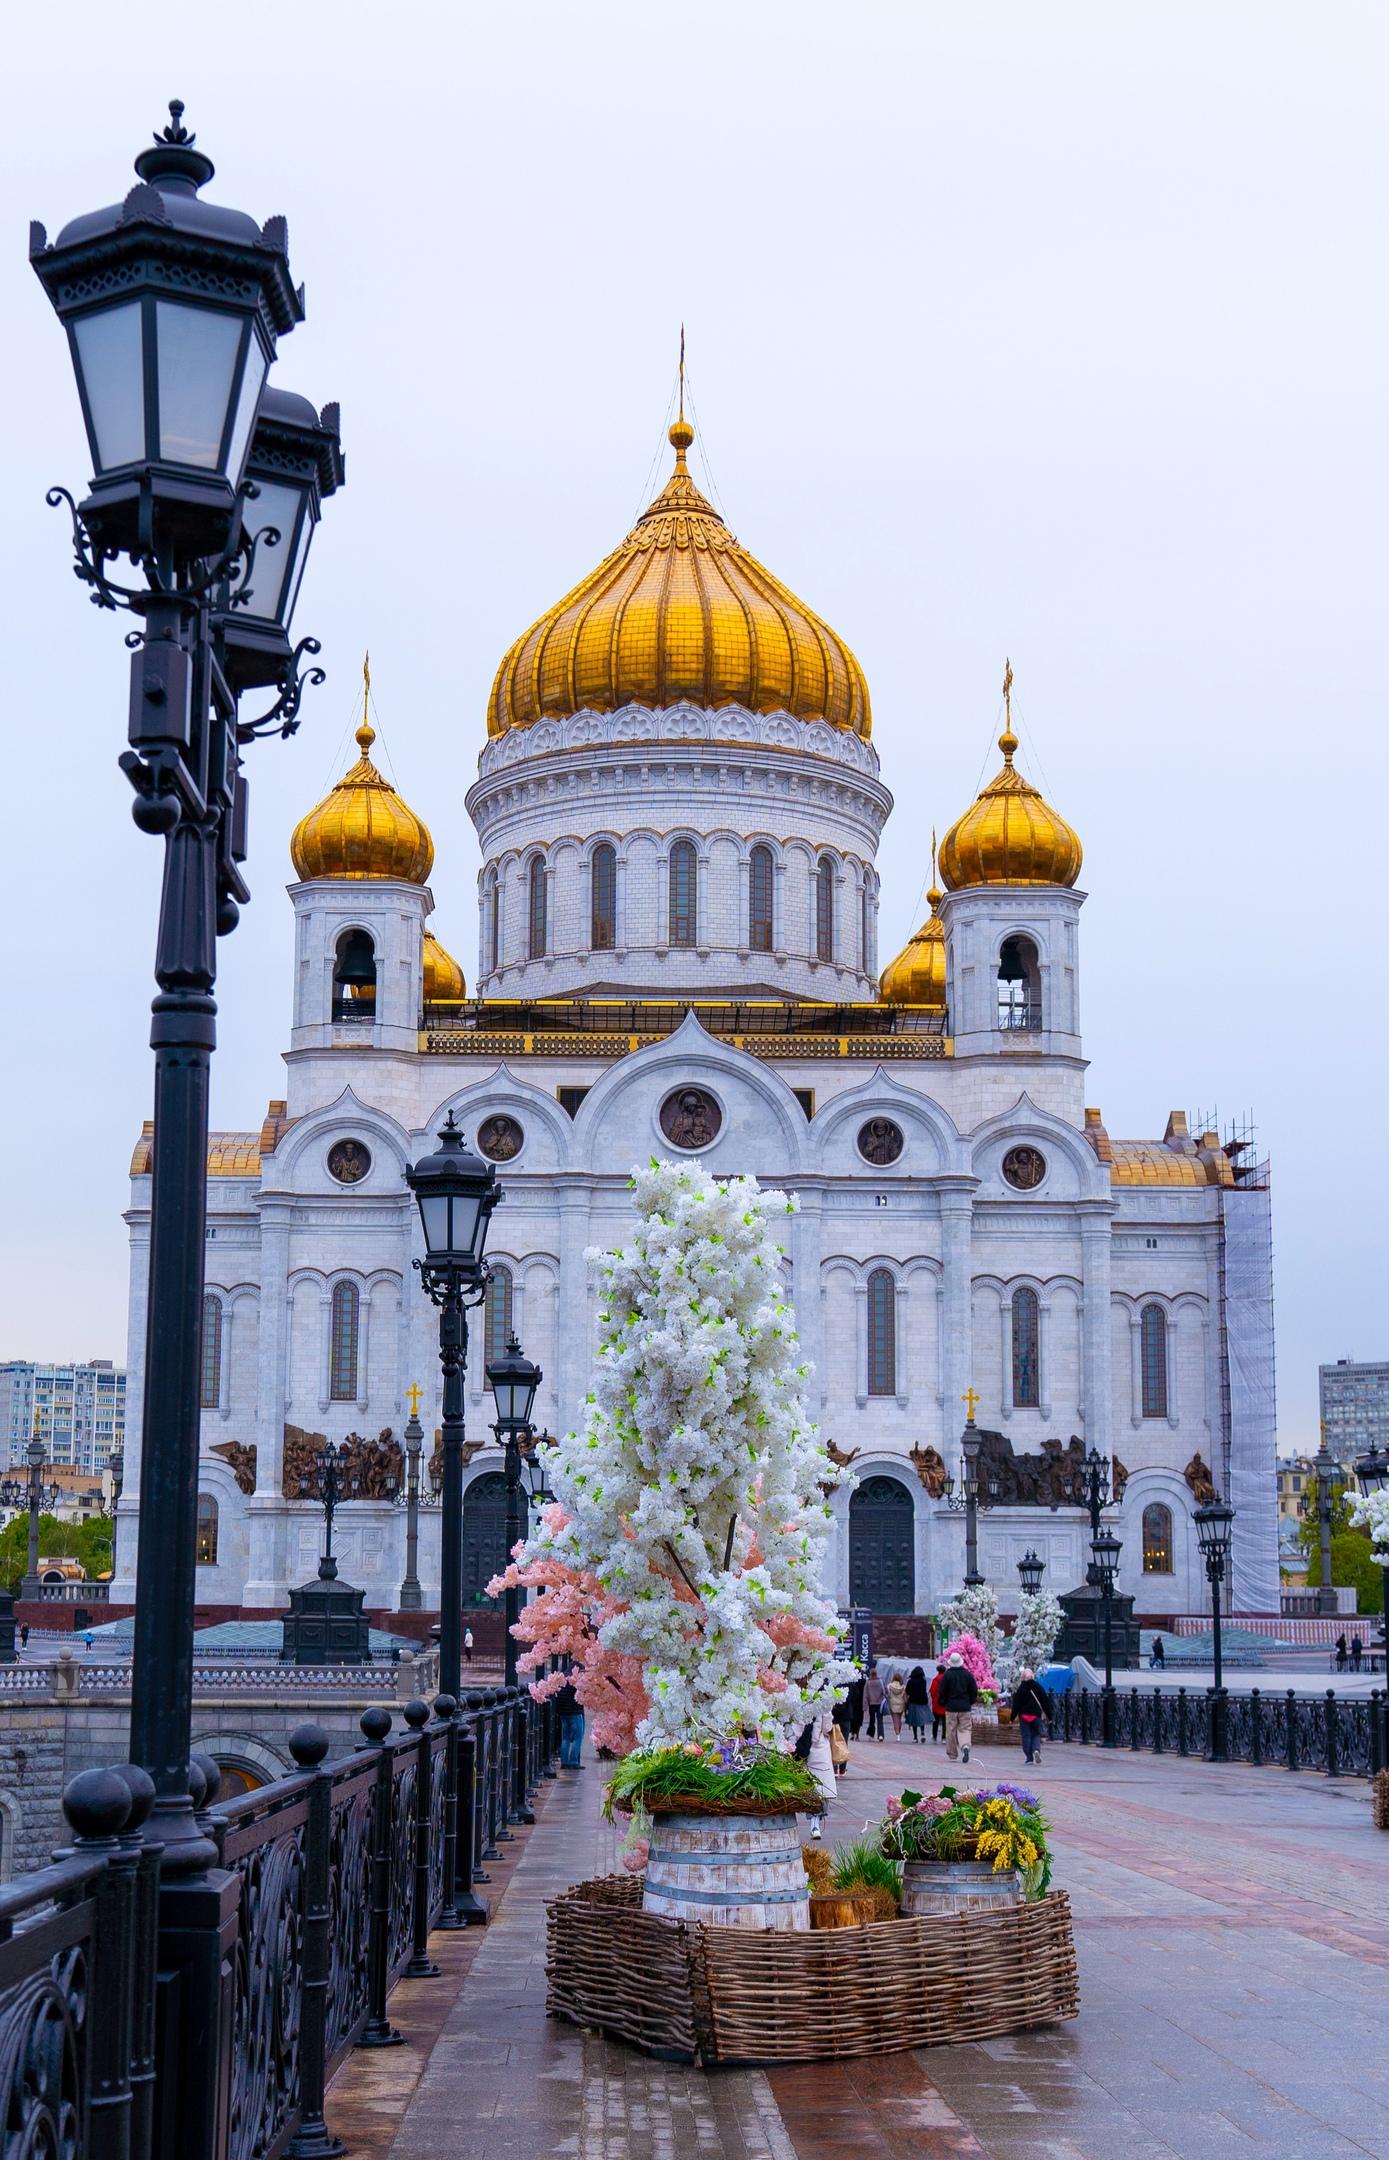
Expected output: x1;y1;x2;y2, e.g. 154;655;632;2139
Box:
507;1159;853;1747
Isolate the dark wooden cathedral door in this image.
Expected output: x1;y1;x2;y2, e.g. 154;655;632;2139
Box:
462;1473;526;1608
849;1474;916;1614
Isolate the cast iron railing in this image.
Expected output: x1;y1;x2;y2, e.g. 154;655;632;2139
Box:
1052;1682;1389;1777
0;1679;558;2160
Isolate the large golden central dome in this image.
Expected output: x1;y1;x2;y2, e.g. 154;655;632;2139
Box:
487;418;870;740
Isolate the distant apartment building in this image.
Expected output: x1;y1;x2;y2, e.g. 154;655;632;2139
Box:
1319;1359;1389;1464
0;1361;126;1474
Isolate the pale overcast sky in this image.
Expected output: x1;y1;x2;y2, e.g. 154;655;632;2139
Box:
1;3;1384;1452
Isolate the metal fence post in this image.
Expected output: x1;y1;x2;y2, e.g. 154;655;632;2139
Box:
466;1693;492;1878
494;1693;515;1841
1372;1690;1386;1778
453;1706;488;1924
285;1725;344;2158
1129;1688;1141;1750
1325;1690;1341;1779
540;1668;558;1778
356;1709;402;2050
110;1764;159;2160
512;1694;535;1825
64;1769;139;2160
402;1700;440;1978
481;1694;502;1858
1177;1687;1189;1757
1286;1687;1298;1772
1152;1687;1164;1754
1249;1688;1262;1768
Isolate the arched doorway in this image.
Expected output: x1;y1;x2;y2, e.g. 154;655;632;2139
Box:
849;1475;916;1614
462;1473;526;1609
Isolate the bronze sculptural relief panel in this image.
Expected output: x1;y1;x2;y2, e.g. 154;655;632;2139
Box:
477;1114;524;1162
659;1087;722;1150
327;1138;372;1184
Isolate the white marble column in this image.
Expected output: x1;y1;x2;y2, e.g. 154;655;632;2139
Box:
242;1199;293;1609
1078;1203;1115;1455
937;1180;976;1466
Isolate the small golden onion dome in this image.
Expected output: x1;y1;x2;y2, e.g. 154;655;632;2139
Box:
939;681;1081;890
290;722;434;884
423;929;466;1002
487;417;871;739
878;885;947;1006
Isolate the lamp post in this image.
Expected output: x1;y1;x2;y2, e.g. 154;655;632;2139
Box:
108;1448;124;1583
1017;1548;1045;1597
485;1336;542;1691
31;103;341;1866
1312;1431;1339;1616
404;1114;501;1704
1354;1445;1389;1667
299;1442;354;1580
1193;1496;1235;1760
1090;1527;1122;1747
392;1391;425;1612
943;1396;996;1589
21;1438;54;1603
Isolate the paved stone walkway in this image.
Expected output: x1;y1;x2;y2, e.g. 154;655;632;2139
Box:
324;1733;1389;2159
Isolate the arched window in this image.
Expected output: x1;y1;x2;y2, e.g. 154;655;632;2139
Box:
997;935;1041;1031
1011;1286;1040;1408
816;858;835;961
749;846;774;953
866;1269;896;1396
485;1265;513;1368
200;1295;223;1410
196;1493;219;1566
669;842;697;946
487;878;500;973
527;858;547;960
591;844;616;951
1142;1502;1174;1573
329;1281;360;1402
332;928;376;1020
861;879;871;972
1141;1305;1168;1417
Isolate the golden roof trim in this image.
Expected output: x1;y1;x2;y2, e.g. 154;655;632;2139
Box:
130;1098;296;1178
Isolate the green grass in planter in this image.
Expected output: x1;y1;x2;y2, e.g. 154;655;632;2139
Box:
830;1838;902;1904
605;1743;823;1819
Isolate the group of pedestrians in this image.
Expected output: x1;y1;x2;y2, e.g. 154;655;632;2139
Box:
844;1652;1054;1766
1334;1633;1366;1672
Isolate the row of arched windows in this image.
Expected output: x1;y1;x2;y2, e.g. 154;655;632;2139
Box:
487;847;874;968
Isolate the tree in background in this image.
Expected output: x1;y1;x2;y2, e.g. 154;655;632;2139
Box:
1297;1488;1383;1615
0;1513;114;1596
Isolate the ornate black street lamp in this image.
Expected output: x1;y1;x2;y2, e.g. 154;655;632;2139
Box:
485;1336;542;1691
1354;1445;1389;1667
943;1399;998;1588
1311;1432;1339;1617
1016;1548;1045;1597
31;102;341;1867
390;1394;425;1612
1091;1527;1122;1747
1193;1495;1235;1760
17;1439;60;1602
405;1115;501;1701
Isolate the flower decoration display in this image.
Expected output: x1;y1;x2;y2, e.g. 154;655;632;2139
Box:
1348;1489;1389;1562
502;1159;855;1750
878;1783;1052;1899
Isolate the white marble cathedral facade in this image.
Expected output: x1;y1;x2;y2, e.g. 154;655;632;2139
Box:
113;416;1280;1628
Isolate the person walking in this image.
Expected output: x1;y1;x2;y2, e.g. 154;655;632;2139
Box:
1351;1634;1364;1672
885;1670;907;1738
1010;1666;1050;1766
904;1665;930;1743
864;1663;887;1741
1335;1634;1348;1672
18;1625;28;1651
929;1661;946;1742
940;1651;978;1763
555;1673;585;1768
846;1672;865;1741
1150;1634;1165;1670
463;1626;474;1667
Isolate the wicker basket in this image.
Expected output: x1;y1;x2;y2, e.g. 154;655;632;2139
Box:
1374;1768;1389;1833
809;1891;877;1929
546;1872;1078;2065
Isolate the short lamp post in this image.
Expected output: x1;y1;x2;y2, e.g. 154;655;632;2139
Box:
404;1114;501;1707
1193;1496;1235;1760
1091;1528;1122;1748
31;101;341;1867
1354;1445;1389;1667
392;1394;425;1613
485;1336;542;1693
943;1397;997;1589
299;1442;354;1581
22;1439;54;1603
1312;1432;1339;1617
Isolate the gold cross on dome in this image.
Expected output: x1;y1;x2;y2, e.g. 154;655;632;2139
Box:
1002;658;1013;719
962;1387;980;1420
406;1383;422;1416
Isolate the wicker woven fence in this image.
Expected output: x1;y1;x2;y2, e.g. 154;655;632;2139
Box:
546;1872;1078;2065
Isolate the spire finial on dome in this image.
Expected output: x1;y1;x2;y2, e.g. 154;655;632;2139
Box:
668;324;694;470
928;827;941;908
356;651;374;754
999;657;1018;762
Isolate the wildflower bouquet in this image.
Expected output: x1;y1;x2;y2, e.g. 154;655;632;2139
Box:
878;1783;1052;1898
605;1736;825;1820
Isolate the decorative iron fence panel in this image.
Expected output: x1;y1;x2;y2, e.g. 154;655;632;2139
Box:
0;1857;106;2160
1049;1685;1386;1780
428;1729;449;1925
388;1749;418;1981
219;1783;312;2160
325;1757;377;2067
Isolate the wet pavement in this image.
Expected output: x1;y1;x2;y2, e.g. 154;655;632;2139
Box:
325;1727;1389;2159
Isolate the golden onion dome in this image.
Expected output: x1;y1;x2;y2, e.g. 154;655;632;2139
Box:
487;416;870;740
423;929;466;1002
291;682;434;884
938;668;1081;891
879;884;946;1007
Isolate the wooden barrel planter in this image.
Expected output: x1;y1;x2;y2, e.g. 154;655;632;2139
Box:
643;1811;810;1932
900;1857;1023;1917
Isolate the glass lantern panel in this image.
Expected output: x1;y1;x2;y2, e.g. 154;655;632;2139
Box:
224;340;269;487
73;303;145;471
417;1191;452;1258
155;303;243;469
234;481;302;619
281;503;316;628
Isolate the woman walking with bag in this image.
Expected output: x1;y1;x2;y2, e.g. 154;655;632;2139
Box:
904;1665;930;1744
1010;1666;1050;1766
886;1670;908;1739
864;1663;887;1741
